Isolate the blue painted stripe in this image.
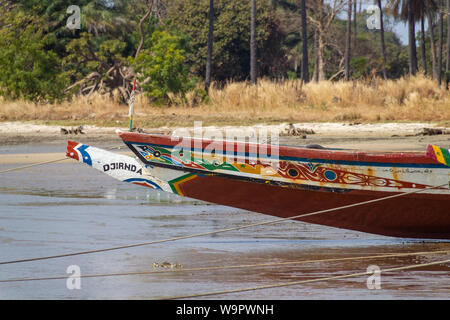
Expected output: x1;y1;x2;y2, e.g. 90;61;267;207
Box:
77;144;92;166
123;141;449;169
124;178;162;190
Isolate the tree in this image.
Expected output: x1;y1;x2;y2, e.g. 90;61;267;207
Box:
0;3;69;101
407;1;418;75
309;0;345;81
62;0;149;101
353;0;357;49
300;0;309;83
205;0;214;93
391;1;442;79
446;0;450;88
377;0;387;79
420;13;427;73
167;0;286;82
390;0;418;76
250;0;257;84
424;1;439;80
437;0;444;87
135;1;157;59
344;0;352;80
132;30;193;102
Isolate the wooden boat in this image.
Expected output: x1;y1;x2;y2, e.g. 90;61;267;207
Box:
426;144;450;167
66;131;450;240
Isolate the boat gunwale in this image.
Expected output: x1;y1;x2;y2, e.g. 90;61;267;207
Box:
118;132;448;168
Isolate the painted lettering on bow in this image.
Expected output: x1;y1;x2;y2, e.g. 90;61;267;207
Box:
103;162;142;175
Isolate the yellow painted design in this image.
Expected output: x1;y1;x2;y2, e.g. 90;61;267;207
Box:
171;175;198;196
432;145;445;164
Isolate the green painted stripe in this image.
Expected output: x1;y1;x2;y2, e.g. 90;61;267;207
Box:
441;147;450;166
168;173;195;194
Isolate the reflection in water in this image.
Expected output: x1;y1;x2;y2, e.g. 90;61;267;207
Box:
0;150;449;300
104;187;117;200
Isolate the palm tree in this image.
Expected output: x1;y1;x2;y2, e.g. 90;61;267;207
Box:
250;0;257;84
390;0;418;76
437;0;444;87
353;0;357;49
407;1;418;75
391;0;441;78
377;0;387;79
424;1;439;80
420;13;427;73
344;0;352;80
446;0;450;88
300;0;309;83
205;0;214;93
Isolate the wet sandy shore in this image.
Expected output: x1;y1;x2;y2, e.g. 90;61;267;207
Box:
1;121;449;164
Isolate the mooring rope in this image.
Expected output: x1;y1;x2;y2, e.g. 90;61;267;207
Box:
0;249;449;284
162;256;450;300
0;157;71;174
0;182;447;266
0;145;124;174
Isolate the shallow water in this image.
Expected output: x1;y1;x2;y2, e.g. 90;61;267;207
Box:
0;143;449;300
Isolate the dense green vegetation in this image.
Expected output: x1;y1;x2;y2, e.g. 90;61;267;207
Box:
0;0;448;103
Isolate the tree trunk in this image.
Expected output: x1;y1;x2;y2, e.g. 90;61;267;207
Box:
427;10;438;79
300;0;309;83
420;15;427;74
250;0;257;84
136;4;154;59
407;2;417;76
377;0;387;79
317;32;326;81
205;0;214;93
313;31;319;82
446;0;450;88
437;0;444;87
312;0;326;82
353;0;357;49
344;0;352;80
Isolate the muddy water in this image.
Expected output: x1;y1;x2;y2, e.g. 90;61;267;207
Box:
0;143;449;300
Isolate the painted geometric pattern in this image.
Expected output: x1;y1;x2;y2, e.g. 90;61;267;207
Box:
427;144;450;167
135;145;239;172
132;143;431;190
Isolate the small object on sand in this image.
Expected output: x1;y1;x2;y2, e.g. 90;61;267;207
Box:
283;124;315;136
130;127;145;133
60;126;85;135
73;126;85;134
416;128;450;136
152;261;184;269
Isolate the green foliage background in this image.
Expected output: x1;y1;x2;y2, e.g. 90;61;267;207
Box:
0;0;435;103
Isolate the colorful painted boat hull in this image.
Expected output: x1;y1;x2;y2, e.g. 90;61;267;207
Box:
67;132;450;240
426;144;450;167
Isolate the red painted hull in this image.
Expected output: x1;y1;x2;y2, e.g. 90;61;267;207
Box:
176;174;450;239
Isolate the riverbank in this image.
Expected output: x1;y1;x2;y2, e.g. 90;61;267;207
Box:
1;76;450;128
1;121;449;162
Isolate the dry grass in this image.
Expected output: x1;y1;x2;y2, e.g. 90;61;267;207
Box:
1;74;449;128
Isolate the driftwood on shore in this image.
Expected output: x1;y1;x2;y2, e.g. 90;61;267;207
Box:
415;128;450;136
60;126;85;135
281;123;315;137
